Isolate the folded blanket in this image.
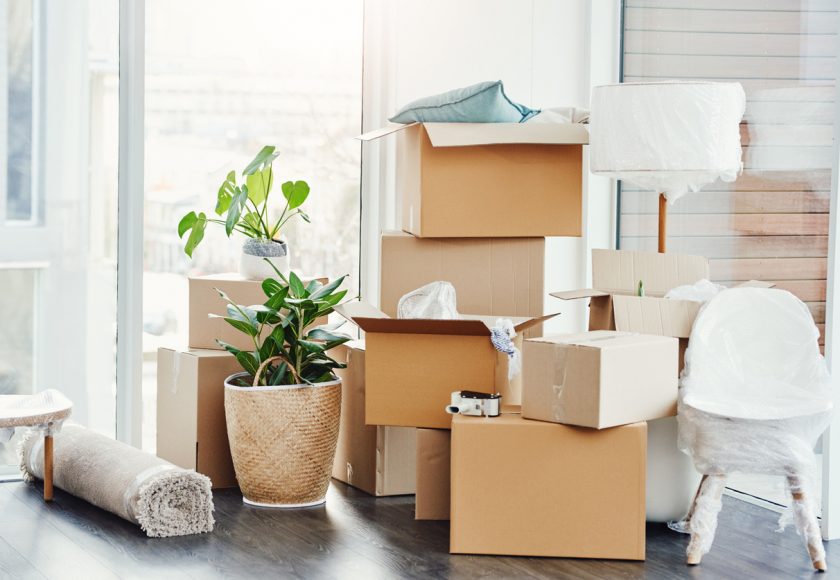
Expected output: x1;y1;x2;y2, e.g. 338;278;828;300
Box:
20;424;214;538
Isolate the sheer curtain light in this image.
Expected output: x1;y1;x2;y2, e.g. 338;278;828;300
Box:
590;81;746;252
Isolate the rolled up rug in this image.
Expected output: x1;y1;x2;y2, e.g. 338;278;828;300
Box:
20;424;214;538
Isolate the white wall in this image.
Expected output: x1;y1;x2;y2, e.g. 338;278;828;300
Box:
361;0;620;333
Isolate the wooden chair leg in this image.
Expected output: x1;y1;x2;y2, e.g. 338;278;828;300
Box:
686;473;726;566
43;434;54;502
788;475;827;572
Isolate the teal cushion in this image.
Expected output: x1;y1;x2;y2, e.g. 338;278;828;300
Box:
389;80;539;124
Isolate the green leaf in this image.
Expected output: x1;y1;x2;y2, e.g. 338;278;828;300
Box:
216;340;242;358
288;272;306;298
259;337;279;362
235;352;260;378
215;170;236;216
298;339;326;353
178;211;197;238
270;325;285;347
261;278;283;297
243;211;262;232
281;180;310;209
268;362;289;385
243;145;278;176
309;276;346;301
264;286;289;310
223;317;258;337
225;187;249;236
306;328;349;343
183;212;207;258
246;167;272;206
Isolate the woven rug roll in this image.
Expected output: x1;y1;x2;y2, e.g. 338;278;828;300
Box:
20;424;214;538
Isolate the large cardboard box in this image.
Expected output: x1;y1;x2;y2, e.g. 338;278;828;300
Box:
450;414;646;559
189;273;327;351
156;347;240;489
415;429;450;520
379;231;545;338
359;123;587;238
332;341;417;496
335;301;558;429
550;249;773;369
522;331;678;429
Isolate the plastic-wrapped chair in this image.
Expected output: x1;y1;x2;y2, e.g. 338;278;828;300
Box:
677;287;832;571
0;390;72;501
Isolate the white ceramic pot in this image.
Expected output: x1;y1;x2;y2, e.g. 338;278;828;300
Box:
239;239;289;280
224;372;342;508
646;416;702;522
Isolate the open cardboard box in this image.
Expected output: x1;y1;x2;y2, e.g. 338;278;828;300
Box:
379;231;545;337
335;300;559;429
551;249;774;366
358;122;587;238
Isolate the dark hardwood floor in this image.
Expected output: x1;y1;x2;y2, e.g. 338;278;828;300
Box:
0;478;835;579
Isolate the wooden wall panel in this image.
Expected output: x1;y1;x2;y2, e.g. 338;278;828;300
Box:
620;2;835;328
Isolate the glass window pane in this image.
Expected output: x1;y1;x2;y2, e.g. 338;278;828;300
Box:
142;0;364;451
0;0;120;474
6;0;34;222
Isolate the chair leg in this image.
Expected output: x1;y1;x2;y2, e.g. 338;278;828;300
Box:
43;434;54;502
788;475;826;572
683;474;709;529
686;473;726;566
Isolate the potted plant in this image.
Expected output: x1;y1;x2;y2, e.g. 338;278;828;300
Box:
217;266;350;507
177;145;312;280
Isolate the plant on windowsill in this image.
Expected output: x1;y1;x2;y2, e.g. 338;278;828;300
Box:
218;264;351;508
177;145;311;280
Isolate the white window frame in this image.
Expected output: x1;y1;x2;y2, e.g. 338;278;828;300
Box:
116;0;144;446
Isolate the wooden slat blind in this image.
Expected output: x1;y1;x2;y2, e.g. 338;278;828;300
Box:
620;0;838;343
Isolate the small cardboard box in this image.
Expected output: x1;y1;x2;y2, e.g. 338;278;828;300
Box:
358;123;587;238
189;273;327;351
332;341;417;496
156;347;240;489
335;301;558;429
450;414;646;559
415;429;451;520
551;249;774;369
379;231;545;337
522;331;678;429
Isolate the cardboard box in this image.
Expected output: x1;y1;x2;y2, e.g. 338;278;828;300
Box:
522;331;678;429
156;347;241;489
551;250;774;369
379;231;545;338
335;301;558;429
450;414;646;559
189;273;327;351
415;429;450;520
332;341;417;496
358;122;587;238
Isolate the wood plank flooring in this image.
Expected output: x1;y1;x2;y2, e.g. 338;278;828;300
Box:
0;478;835;579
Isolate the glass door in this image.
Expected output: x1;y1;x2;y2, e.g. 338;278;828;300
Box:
0;0;120;474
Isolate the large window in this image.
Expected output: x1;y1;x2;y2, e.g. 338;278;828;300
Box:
142;0;364;450
620;0;837;505
0;0;120;472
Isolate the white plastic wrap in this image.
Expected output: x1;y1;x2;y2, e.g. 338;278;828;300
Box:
397;281;458;319
664;279;724;303
681;287;832;422
590;81;746;202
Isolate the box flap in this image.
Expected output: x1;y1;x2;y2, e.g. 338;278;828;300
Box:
352;317;491;336
356;122;418;141
549;289;610;301
592;249;709;296
334;301;390;322
734;280;776;289
612;295;702;338
423;122;589;147
513;312;561;332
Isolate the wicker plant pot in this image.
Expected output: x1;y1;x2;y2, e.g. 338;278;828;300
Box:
224;372;342;507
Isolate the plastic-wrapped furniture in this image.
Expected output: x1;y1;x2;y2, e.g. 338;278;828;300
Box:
677;287;832;571
0;390;72;501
